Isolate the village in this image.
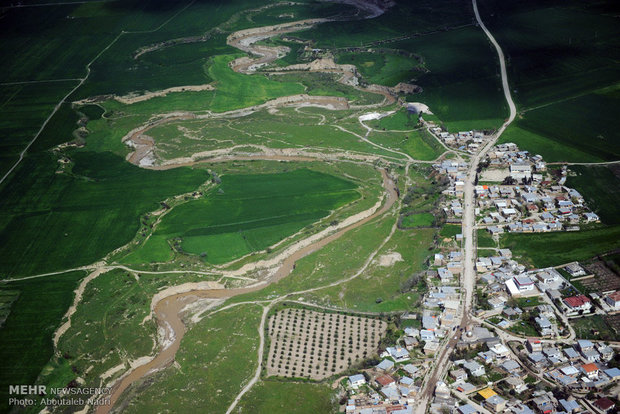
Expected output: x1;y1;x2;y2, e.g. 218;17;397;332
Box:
337;137;620;414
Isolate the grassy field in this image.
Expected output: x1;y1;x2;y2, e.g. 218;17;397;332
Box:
501;226;620;268
295;0;472;48
0;271;85;412
368;129;444;161
123;169;359;265
335;51;421;87
369;108;419;130
144;109;403;162
477;229;496;248
391;26;507;132
498;125;600;163
440;224;461;239
571;315;617;341
234;380;336;414
0;82;78;177
307;226;435;313
401;212;435;228
123;304;263;413
479;0;620;162
0;152;208;277
566;165;620;225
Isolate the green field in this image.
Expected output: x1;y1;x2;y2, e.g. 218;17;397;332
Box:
0;271;85;412
0;152;208;277
571;315;617;341
234;380;336;414
501;226;620;268
307;226;435;312
567;165;620;225
477;229;496;248
401;212;435;228
368;129;444;161
480;0;620;162
335;51;421;87
369;109;419;130
391;26;507;131
0;82;78;177
123;304;263;413
123;169;359;265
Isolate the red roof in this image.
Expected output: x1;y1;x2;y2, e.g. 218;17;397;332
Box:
527;338;541;344
376;374;395;386
582;363;598;373
563;295;590;308
594;397;614;410
608;291;620;301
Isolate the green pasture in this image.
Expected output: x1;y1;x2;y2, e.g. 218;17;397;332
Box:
368;129;443;161
478;0;620;109
307;226;435;313
123;303;262;413
477;229;496;248
401;213;435;228
508;87;620;162
498;125;600;163
567;165;620;225
369;109;419;130
295;0;472;47
145;109;404;161
0;151;208;277
234;380;336;414
391;26;507;131
0;82;77;177
0;271;85;412
501;225;620;268
335;51;421;87
123;169;359;265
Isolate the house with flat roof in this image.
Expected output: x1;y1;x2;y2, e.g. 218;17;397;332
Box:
605;291;620;310
349;374;366;389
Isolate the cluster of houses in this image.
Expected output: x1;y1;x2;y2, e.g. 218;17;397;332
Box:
474;144;599;235
428;127;490;154
344;354;425;413
434;159;469;201
523;339;620;391
443;332;620;414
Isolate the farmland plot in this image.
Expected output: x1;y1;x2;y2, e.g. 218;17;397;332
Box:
266;308;387;380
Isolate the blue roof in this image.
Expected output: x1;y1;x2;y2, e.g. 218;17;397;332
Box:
376;359;394;370
559;399;579;411
458;404;478;414
605;368;620;378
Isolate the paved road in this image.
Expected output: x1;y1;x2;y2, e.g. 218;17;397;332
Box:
413;1;517;412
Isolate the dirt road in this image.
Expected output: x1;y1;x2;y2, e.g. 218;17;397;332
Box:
413;1;517;412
